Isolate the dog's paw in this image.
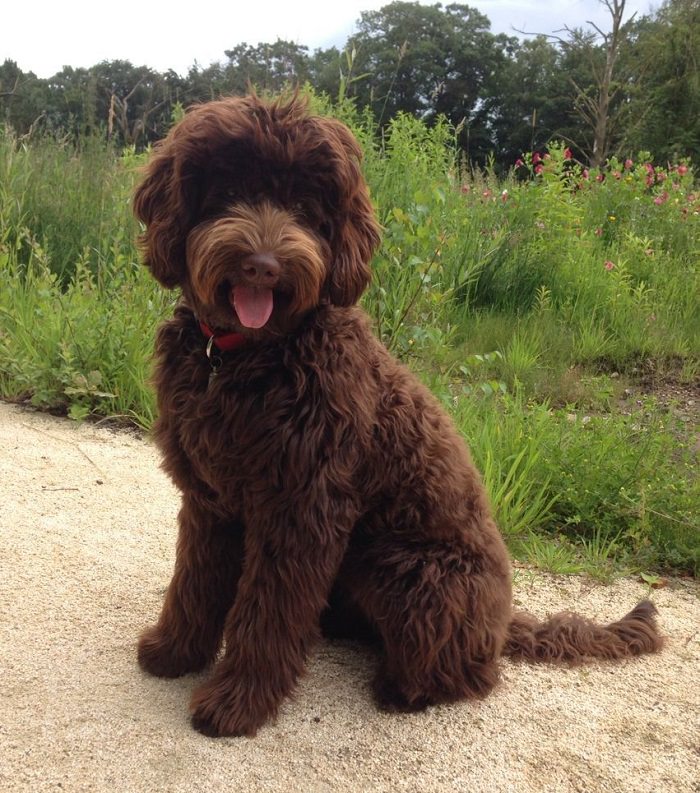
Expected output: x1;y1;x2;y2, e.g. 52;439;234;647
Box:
137;625;209;678
189;677;271;737
372;669;431;713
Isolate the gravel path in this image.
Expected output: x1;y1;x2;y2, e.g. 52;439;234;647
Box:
1;401;698;793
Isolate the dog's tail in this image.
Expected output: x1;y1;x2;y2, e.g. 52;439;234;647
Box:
503;599;663;664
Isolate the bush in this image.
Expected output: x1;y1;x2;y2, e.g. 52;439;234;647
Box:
0;107;697;573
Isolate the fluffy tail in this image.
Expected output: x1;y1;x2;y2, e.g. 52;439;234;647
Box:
504;599;664;664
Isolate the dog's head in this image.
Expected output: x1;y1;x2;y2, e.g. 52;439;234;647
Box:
133;94;381;336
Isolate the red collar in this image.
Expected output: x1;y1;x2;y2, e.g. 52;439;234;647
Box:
199;321;247;352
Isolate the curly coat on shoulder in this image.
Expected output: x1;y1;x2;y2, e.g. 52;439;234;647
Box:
133;94;663;737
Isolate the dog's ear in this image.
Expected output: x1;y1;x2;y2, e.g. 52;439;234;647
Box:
133;141;190;288
317;118;382;307
327;191;381;307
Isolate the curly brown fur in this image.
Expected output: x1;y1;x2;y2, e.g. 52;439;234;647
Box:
133;94;663;738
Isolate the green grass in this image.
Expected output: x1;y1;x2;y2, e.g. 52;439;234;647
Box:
0;104;697;575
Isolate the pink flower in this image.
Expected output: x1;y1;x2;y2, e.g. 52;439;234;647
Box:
532;152;542;165
596;172;605;182
461;184;471;194
535;164;544;174
645;163;654;175
624;159;634;169
654;192;669;205
657;171;666;182
677;165;688;176
613;171;622;180
646;175;655;187
515;158;524;168
482;189;492;199
564;148;574;160
604;260;615;271
582;168;590;179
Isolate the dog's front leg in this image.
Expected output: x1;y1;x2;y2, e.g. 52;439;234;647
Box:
138;493;243;678
189;521;349;737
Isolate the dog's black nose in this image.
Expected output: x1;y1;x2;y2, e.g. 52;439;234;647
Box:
241;253;281;286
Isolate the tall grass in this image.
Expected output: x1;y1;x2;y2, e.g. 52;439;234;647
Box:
0;108;697;573
0;128;138;282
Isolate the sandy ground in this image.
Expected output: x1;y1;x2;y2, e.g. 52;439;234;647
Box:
0;400;698;793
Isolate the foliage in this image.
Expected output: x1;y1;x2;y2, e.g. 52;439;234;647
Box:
618;0;700;163
2;0;698;167
0;98;697;574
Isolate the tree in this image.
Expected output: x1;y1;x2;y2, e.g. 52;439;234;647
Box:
569;0;635;166
0;60;49;134
488;37;571;164
514;0;640;167
222;40;311;94
88;61;178;146
619;0;700;162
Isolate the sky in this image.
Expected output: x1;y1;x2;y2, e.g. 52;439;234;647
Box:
3;0;658;79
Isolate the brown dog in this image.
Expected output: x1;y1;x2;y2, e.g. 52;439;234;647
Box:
133;95;662;737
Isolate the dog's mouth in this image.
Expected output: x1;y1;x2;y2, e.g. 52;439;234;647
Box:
230;284;274;329
187;201;328;334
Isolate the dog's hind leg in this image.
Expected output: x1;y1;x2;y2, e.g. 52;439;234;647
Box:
346;537;512;712
137;494;243;678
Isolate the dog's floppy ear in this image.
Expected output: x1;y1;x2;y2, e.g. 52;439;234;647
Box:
318;118;381;307
133;139;191;288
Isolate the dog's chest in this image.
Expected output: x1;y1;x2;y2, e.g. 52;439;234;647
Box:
160;348;304;500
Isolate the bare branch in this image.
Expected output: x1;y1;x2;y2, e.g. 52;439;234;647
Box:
0;73;21;98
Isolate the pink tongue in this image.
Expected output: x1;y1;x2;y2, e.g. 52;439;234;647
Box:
232;285;274;329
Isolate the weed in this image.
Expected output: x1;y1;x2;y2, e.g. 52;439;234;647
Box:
0;103;697;574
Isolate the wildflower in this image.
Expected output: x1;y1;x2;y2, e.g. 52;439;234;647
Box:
624;158;633;169
656;171;666;182
608;215;616;222
677;165;688;176
535;164;544;175
645;163;654;175
501;189;509;202
646;175;655;188
515;158;524;168
613;171;621;180
604;260;615;271
582;168;590;179
532;152;542;165
564;147;574;159
461;184;470;194
596;172;605;182
654;192;669;205
594;227;603;237
482;189;492;199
